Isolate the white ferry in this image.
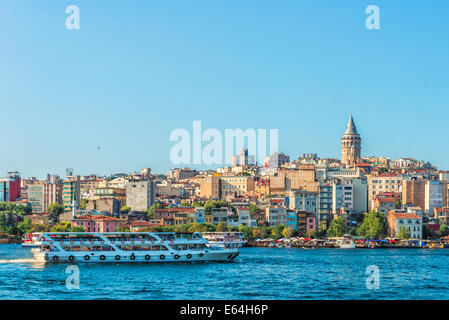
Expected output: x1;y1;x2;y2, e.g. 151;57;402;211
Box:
30;232;239;263
201;232;247;248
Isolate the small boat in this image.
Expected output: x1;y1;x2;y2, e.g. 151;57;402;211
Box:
22;233;42;247
201;232;247;249
337;234;356;249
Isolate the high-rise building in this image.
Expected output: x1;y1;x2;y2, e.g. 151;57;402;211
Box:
63;176;81;213
28;182;63;213
341;111;361;167
0;172;21;202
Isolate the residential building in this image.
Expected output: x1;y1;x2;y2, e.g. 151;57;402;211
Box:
220;176;255;198
265;206;287;227
63;176;80;213
0;172;21;202
71;215;121;232
125;180;155;212
387;210;422;239
27;182;63;213
95;187;126;208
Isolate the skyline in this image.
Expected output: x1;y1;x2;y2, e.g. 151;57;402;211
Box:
1;1;449;178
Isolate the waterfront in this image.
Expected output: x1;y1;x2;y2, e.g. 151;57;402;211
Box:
1;244;449;300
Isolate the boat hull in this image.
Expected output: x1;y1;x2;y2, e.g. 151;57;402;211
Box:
33;249;239;264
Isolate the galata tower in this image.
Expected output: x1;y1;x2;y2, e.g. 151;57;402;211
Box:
341;111;361;167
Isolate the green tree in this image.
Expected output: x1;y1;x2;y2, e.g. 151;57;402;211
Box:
271;224;284;239
252;227;266;239
326;217;347;237
50;221;71;232
216;222;227;232
397;225;411;239
249;203;259;215
16;217;32;235
440;224;449;237
357;211;387;239
121;206;131;214
80;199;89;210
317;220;327;237
305;229;317;239
47;203;64;224
281;227;294;239
238;225;253;240
70;226;85;232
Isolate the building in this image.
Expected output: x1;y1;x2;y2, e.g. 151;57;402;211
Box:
167;168;198;180
367;174;404;209
125;180;155;212
232;148;256;167
27;182;63;213
387;210;422;239
341;111;361;167
289;190;319;220
86;198;121;216
425;180;447;215
220;176;255;198
372;193;401;215
71;215;121;232
63;176;80;213
402;179;427;212
199;176;221;199
264;152;290;168
265;206;287;227
95;187;126;208
0;172;21;202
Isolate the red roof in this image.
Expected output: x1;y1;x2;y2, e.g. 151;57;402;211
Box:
390;212;422;220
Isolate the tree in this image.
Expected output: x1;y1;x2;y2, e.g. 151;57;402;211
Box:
271;224;284;239
80;199;89;210
121;206;131;214
305;229;317;239
249;203;259;215
326;217;347;237
16;217;32;236
397;225;411;239
51;221;71;232
204;200;227;215
47;203;64;224
357;211;387;239
440;224;449;237
282;227;294;239
252;228;266;239
317;220;327;237
216;222;227;232
70;226;85;232
238;225;253;240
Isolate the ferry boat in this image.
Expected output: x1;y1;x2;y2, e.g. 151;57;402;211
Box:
30;232;239;263
201;232;247;248
336;234;356;249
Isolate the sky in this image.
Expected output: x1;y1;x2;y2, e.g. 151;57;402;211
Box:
0;0;448;178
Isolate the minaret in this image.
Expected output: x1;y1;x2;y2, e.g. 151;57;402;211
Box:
341;111;361;167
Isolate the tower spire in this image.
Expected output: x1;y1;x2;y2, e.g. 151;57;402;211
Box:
344;110;358;135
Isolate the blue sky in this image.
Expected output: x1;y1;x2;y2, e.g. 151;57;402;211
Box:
0;0;448;178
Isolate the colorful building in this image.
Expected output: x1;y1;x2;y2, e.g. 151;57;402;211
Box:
0;172;21;203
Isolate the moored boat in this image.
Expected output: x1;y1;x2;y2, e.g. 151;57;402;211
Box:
30;232;239;263
201;232;247;248
337;234;356;249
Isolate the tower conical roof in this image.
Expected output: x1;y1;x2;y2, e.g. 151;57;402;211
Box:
344;111;358;135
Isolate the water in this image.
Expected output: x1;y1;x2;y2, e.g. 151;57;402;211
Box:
1;244;448;299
